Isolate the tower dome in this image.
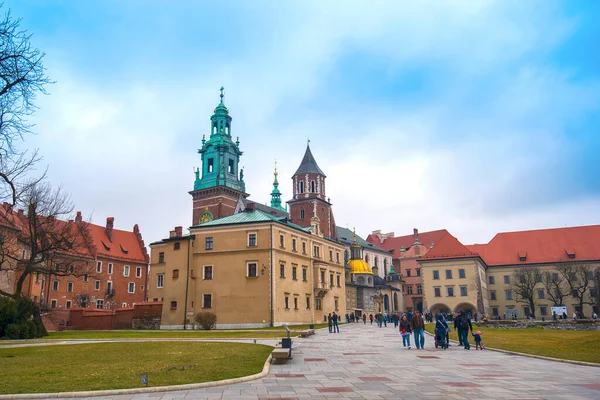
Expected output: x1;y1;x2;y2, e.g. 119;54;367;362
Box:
348;228;373;275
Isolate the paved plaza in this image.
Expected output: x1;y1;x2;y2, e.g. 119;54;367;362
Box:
67;323;598;400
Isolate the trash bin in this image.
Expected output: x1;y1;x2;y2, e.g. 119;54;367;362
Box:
309;324;315;329
282;337;292;357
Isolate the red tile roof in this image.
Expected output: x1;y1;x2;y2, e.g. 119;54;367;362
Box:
421;233;479;260
366;229;449;258
86;222;149;263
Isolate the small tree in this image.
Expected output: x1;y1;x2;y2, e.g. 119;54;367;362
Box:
557;262;594;318
541;270;569;307
509;267;540;318
194;311;217;330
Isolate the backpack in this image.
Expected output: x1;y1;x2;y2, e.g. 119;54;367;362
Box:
459;317;470;330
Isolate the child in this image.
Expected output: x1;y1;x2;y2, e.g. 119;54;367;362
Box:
472;330;484;350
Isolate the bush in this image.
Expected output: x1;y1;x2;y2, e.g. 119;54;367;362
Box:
0;296;47;339
34;318;48;337
194;312;217;330
4;324;22;339
27;320;38;338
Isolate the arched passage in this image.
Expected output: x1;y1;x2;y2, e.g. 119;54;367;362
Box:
454;302;477;317
429;303;451;315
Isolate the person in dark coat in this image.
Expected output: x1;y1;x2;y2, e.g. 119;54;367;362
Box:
435;314;450;349
456;310;473;349
328;313;333;333
454;312;463;346
399;315;412;349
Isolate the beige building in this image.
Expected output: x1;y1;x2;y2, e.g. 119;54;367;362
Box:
419;225;600;319
148;206;346;329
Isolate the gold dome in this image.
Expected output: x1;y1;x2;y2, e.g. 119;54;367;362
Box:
348;259;373;275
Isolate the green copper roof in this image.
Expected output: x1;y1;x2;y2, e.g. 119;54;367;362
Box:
294;145;325;176
193;209;308;232
270;161;285;211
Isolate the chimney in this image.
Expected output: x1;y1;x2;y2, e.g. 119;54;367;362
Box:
175;226;183;237
17;209;24;218
413;228;418;239
245;203;255;212
75;211;82;223
106;217;114;242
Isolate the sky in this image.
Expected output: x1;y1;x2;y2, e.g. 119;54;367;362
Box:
5;0;600;246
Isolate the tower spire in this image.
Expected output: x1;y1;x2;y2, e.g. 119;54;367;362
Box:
220;86;225;103
270;159;284;210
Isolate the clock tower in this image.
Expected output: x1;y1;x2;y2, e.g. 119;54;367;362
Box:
190;88;248;225
287;143;337;240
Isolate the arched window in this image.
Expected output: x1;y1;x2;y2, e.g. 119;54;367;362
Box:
300;208;305;220
384;294;390;312
344;250;349;263
299;181;304;193
357;276;365;285
393;293;399;311
368;277;372;285
365;254;369;264
311;180;315;193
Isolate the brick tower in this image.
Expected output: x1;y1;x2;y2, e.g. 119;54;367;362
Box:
190;88;248;225
287;143;337;240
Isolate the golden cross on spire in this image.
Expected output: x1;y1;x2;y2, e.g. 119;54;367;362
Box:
219;86;225;103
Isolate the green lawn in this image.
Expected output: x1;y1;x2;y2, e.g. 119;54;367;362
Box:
425;324;600;364
0;342;272;394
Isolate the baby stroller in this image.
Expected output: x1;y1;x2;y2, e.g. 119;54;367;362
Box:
434;333;444;349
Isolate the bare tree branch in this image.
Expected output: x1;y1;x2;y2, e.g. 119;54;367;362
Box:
509;267;541;318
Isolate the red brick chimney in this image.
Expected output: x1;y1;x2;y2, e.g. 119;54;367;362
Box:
175;226;182;237
75;211;82;223
413;228;419;239
106;217;114;242
245;203;255;212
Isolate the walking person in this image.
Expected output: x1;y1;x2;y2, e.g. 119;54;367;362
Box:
399;315;412;349
328;313;333;333
435;315;450;349
369;314;374;325
411;310;425;349
332;311;340;333
456;310;473;350
454;312;464;346
362;314;367;324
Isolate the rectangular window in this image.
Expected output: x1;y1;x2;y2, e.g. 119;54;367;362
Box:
83;273;88;282
330;273;334;288
280;264;285;278
489;276;495;284
157;274;164;288
302;242;307;254
587;271;594;281
417;284;423;294
294;297;298;310
204;266;213;280
505;290;513;300
337;275;341;287
447;287;455;297
434;287;441;297
284;296;289;309
334;297;339;311
445;270;453;279
504;275;510;284
315;298;322;310
313;245;320;258
538;288;545;299
460;286;468;296
552;272;559;282
170;301;177;310
96;261;102;273
208;158;214;172
406;269;411;277
306;296;310;309
416;268;421;277
540;306;548;316
206;237;213;250
95;280;100;290
292;266;297;280
67;282;73;293
280;234;285;248
53;280;59;291
128;282;135;293
108;263;113;275
492;307;499;316
203;294;212;308
248;233;257;247
173;269;179;279
536;273;542;283
66;300;72;309
136;267;143;278
490;290;497;300
433;270;439;280
459;269;466;279
302;267;307;281
247;263;257;278
49;299;57;309
123;265;130;277
329;249;333;261
96;299;104;309
107;281;113;293
292;238;297;252
174;242;180;250
159;252;165;263
407;285;413;295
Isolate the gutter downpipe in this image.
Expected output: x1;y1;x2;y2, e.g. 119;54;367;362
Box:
183;235;191;330
270;224;274;327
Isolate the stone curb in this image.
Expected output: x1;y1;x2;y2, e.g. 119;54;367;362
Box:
424;331;600;368
0;355;273;399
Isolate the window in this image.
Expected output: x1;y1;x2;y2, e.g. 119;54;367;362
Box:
51;299;57;309
302;242;307;254
208;158;214;172
228;159;234;174
315;298;322;310
416;268;421;277
313;245;320;258
505;290;513;300
299;181;304;194
336;252;340;263
337;275;341;287
206;237;213;250
203;294;212;308
96;261;102;273
159;252;165;263
170;301;177;310
489;276;495;284
292;266;297;280
330;274;334;288
53;280;59;291
108;263;113;274
107;281;113;293
460;286;468;296
540;305;548;316
302;267;308;281
300;208;305;220
334;297;339;311
136;267;143;278
204;266;213;280
329;249;333;261
66;300;72;309
247;263;257;277
447;287;455;297
55;264;60;272
306;296;310;309
292;238;297;252
96;299;104;309
536;273;542;283
173;269;179;279
122;302;128;308
587;271;594;281
434;287;441;297
157;274;164;288
123;265;130;277
69;265;74;274
294;297;298;310
140;285;144;291
492;307;499;316
445;270;453;279
280;264;285;278
552;272;559;282
248;233;257;247
95;280;100;290
284;296;289;309
538;288;545;299
458;269;466;279
433;270;439;280
504;275;510;284
406;269;411;277
174;242;180;250
311;180;315;192
490;290;497;300
67;282;73;293
417;284;423;294
83;273;89;282
279;234;285;248
407;285;413;295
128;282;135;293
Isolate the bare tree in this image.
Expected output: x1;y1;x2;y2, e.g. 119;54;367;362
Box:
509;267;540;318
557;262;594;318
0;182;95;299
541;270;569;307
